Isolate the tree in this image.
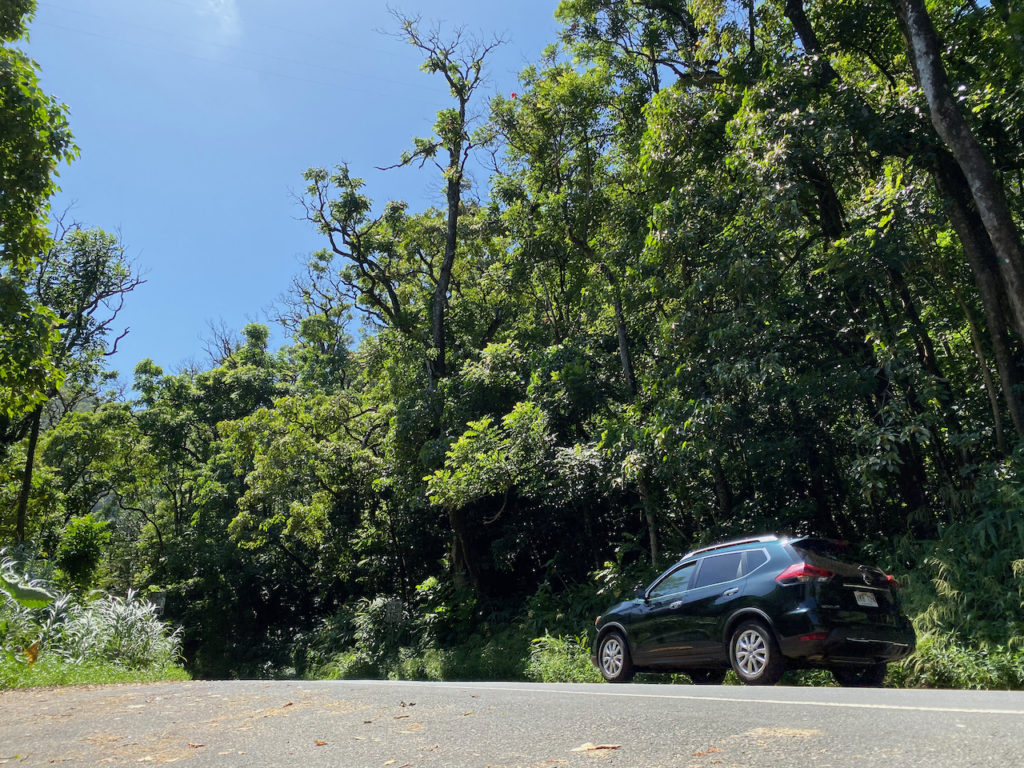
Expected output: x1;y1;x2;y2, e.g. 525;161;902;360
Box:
387;14;502;385
894;0;1024;345
12;225;140;542
0;0;76;419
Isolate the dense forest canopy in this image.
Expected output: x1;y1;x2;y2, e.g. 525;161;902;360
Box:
3;0;1024;681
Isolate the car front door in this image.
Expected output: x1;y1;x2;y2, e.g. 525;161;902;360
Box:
629;562;696;664
659;552;747;661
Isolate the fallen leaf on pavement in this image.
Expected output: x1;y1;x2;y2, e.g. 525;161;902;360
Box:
692;746;723;757
188;744;204;748
315;740;328;746
571;743;621;752
394;714;410;719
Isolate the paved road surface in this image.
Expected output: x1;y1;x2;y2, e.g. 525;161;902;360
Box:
2;680;1022;767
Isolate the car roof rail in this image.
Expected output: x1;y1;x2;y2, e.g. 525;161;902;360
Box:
681;535;779;560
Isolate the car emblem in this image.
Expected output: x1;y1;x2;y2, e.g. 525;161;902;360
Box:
859;566;884;586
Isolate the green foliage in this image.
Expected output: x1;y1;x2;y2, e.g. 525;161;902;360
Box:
1;555;182;680
526;633;601;683
1;549;54;609
307;593;528;683
0;0;77;417
55;514;110;590
57;589;182;669
426;401;553;509
892;634;1024;690
0;656;188;689
6;0;1024;692
884;457;1024;650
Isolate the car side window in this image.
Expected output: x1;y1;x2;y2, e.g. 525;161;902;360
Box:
741;549;768;576
692;552;743;588
648;562;695;599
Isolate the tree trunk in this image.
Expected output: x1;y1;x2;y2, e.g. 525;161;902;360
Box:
14;404;42;543
448;506;482;593
710;456;734;523
785;0;1023;446
784;1;841;85
431;140;463;384
599;262;638;398
637;476;659;568
958;292;1008;453
895;0;1024;343
931;155;1024;437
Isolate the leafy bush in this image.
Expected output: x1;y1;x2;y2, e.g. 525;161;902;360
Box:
2;552;183;682
317;649;381;680
56;514;110;590
892;634;1024;690
58;589;182;669
526;633;601;683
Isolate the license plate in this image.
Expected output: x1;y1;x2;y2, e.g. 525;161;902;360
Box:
854;591;879;608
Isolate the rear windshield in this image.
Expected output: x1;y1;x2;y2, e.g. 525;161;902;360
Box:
791;538;858;563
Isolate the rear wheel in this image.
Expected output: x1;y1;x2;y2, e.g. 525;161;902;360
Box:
597;631;635;683
688;669;727;685
729;620;784;686
832;663;887;687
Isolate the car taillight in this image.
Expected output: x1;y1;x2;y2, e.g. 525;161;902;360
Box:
776;562;834;584
799;632;828;642
886;574;901;590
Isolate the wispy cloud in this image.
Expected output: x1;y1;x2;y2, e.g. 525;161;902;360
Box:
197;0;242;43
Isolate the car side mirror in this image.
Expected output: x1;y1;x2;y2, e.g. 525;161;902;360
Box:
634;584;646;601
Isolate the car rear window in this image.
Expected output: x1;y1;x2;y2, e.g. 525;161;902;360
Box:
790;538;878;580
791;538;857;563
742;549;768;575
693;552;743;588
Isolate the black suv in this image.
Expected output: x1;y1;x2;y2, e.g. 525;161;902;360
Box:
592;536;915;686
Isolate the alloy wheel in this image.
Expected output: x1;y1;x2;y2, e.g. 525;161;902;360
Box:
600;636;624;677
734;628;768;676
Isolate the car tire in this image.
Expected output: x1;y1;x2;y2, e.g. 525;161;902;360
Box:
832;663;887;687
688;669;727;685
597;631;635;683
729;620;784;686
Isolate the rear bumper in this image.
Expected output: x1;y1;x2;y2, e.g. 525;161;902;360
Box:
780;625;916;665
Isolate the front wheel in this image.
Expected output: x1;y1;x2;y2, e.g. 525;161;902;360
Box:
832;663;887;687
729;620;784;686
597;631;635;683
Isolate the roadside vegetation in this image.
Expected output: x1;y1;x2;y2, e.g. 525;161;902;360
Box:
2;1;1024;691
1;549;187;689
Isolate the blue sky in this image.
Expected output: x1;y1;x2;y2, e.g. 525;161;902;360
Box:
26;0;560;378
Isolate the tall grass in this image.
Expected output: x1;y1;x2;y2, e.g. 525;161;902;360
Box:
1;551;185;688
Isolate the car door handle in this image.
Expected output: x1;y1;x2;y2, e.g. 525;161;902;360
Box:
722;587;739;596
670;600;683;609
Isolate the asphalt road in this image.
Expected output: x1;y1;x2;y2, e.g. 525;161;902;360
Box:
2;680;1022;767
